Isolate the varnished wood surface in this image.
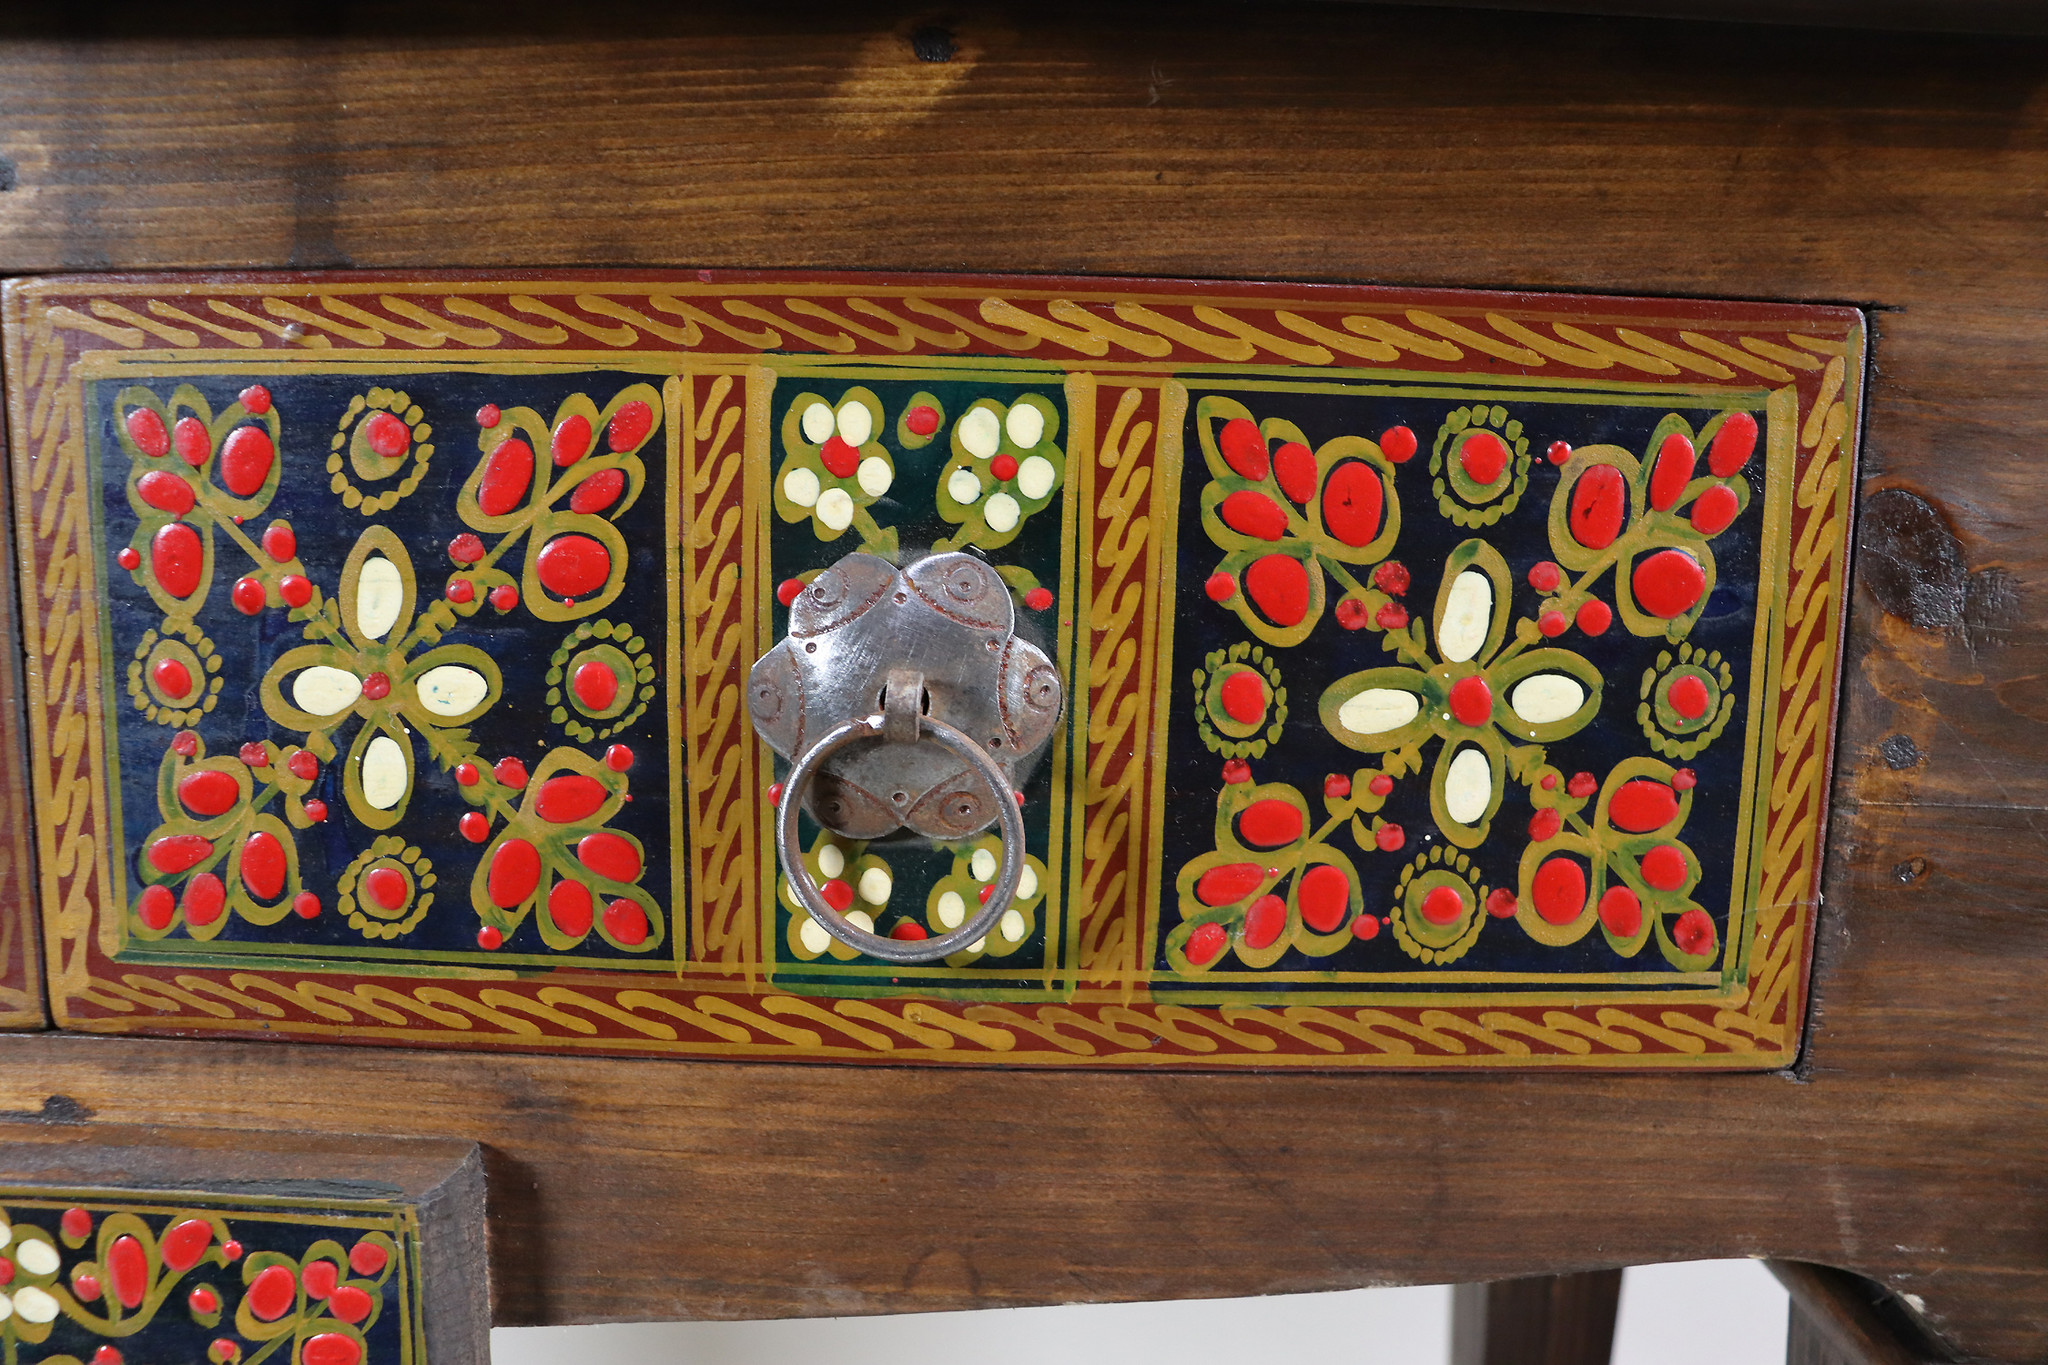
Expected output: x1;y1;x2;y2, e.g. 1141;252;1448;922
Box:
1390;0;2048;35
1772;1262;1945;1365
0;3;2043;1359
1451;1272;1623;1365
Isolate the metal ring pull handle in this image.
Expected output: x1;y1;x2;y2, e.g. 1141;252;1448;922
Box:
749;550;1062;965
776;681;1025;963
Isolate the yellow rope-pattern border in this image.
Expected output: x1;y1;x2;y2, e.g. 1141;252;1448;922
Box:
55;970;1797;1063
0;537;38;1021
12;303;116;1020
1075;384;1167;984
30;282;1821;384
679;369;760;969
1743;355;1851;1042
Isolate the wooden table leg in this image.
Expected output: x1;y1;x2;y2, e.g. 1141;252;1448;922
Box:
1771;1261;1946;1365
1451;1270;1624;1365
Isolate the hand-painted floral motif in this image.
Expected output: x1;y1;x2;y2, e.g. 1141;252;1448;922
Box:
921;834;1049;965
132;735;318;941
455;385;658;621
1639;643;1736;758
1321;540;1603;850
932;393;1065;553
547;619;656;743
1175;393;1762;980
127;622;223;727
776;830;1048;966
114;383;293;624
1387;845;1496;965
1429;404;1532;527
1195;396;1406;647
258;527;501;829
776;387;897;547
1193;643;1288;759
105;376;668;965
0;1198;408;1365
326;388;434;515
1170;773;1366;972
1517;758;1715;970
336;837;436;940
467;748;660;953
780;831;899;960
1541;412;1755;640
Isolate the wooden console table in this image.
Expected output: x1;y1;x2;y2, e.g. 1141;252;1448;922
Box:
0;4;2041;1361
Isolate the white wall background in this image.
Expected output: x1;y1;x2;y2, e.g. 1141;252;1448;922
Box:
491;1258;1787;1365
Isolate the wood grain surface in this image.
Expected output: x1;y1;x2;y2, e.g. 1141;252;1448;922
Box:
0;2;2042;1359
1772;1261;1946;1365
1451;1271;1624;1365
1390;0;2048;36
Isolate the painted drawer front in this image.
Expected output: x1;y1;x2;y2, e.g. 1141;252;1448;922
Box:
0;428;39;1026
0;1128;484;1365
3;274;1859;1068
0;1187;430;1365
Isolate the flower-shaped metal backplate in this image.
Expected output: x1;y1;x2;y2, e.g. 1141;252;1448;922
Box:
747;551;1063;841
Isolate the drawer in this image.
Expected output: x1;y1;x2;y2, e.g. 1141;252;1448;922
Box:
2;271;1860;1069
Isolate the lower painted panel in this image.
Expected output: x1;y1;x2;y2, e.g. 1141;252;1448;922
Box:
3;272;1859;1068
0;1126;486;1365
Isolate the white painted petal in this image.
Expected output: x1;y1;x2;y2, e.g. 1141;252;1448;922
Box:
415;664;489;717
1018;864;1039;899
361;734;409;811
858;867;892;904
959;406;1001;459
1337;687;1421;735
1005;403;1045;449
936;891;966;929
799;917;831;953
13;1286;57;1324
0;1291;11;1322
817;844;845;878
800;402;834;444
815;488;855;531
856;456;892;497
782;466;820;508
947;468;983;505
1444;746;1492;824
836;401;874;447
970;848;997;881
356;556;404;640
292;666;363;717
1511;675;1586;725
845;909;875;934
0;1216;13;1247
1439;570;1493;663
984;492;1021;533
15;1239;58;1276
1016;455;1056;500
967;936;988;953
1000;908;1027;941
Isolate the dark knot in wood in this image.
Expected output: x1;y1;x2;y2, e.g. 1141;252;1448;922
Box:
1860;488;1968;630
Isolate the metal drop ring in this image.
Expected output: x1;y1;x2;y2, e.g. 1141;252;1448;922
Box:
775;712;1026;964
